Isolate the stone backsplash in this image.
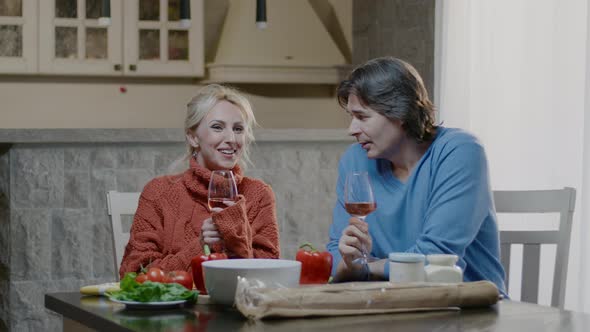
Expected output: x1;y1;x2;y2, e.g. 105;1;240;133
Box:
0;129;351;331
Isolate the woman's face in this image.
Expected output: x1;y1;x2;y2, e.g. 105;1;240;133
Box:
346;94;405;160
189;100;246;171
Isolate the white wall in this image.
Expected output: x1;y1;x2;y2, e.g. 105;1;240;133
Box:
580;0;590;313
437;0;588;310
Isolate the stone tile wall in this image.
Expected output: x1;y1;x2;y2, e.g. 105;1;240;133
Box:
0;139;350;331
0;145;9;332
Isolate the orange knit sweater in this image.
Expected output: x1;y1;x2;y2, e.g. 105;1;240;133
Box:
119;158;280;278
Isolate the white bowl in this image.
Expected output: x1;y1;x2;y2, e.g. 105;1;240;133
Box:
202;259;301;305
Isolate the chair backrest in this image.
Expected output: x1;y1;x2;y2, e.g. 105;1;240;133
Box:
106;191;141;278
493;187;576;309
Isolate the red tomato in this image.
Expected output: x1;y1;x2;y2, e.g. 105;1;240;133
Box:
135;273;148;284
146;267;165;282
165;270;193;290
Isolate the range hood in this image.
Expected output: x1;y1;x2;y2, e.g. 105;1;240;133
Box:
206;0;351;84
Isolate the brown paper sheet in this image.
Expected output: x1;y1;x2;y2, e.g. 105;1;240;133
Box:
235;279;499;320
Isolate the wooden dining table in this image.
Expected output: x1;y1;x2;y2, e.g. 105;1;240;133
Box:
45;291;590;332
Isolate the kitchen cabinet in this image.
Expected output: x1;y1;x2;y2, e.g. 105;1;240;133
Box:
122;0;203;77
5;0;203;76
38;0;123;75
0;0;38;73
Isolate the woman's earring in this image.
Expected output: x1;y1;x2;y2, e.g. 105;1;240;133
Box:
192;143;199;159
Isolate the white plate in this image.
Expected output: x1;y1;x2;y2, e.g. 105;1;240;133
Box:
109;298;188;309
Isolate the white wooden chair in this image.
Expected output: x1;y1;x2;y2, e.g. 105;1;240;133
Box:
106;191;141;278
493;187;576;309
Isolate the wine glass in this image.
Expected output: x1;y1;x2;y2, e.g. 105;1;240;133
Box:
208;170;238;210
344;171;377;265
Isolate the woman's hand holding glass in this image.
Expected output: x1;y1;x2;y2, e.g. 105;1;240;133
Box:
202;170;238;247
201;202;235;245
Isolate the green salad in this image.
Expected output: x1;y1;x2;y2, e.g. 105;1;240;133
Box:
108;273;199;303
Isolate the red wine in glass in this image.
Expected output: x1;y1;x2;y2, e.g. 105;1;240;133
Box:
345;202;377;217
207;170;237;253
344;171;377;265
208;170;238;212
208;198;236;210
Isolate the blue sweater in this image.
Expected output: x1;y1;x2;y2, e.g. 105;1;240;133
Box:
328;127;506;294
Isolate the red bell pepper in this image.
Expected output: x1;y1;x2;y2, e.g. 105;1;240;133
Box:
191;244;227;295
296;243;333;284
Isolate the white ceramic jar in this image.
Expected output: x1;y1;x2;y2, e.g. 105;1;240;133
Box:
388;253;426;283
425;254;463;283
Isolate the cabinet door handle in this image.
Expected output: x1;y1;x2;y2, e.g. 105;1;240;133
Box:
114;64;121;71
129;64;137;71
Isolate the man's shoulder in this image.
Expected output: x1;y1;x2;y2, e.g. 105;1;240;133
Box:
435;127;482;147
429;127;488;172
431;127;486;158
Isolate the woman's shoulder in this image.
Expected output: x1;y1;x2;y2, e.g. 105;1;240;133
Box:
240;176;273;193
239;176;275;203
140;173;185;201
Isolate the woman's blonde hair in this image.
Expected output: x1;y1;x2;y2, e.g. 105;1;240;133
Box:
170;84;257;173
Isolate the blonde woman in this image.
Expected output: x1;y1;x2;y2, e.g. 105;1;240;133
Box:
119;84;279;278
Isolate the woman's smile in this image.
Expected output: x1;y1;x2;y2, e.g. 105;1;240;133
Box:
218;148;237;158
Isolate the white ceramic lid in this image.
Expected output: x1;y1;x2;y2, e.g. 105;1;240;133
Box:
426;254;459;266
388;252;426;263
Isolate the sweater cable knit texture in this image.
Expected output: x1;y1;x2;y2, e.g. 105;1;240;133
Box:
119;158;280;278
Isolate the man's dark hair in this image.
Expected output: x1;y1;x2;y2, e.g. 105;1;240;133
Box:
337;56;438;143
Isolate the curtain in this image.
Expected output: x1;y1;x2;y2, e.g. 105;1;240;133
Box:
437;0;588;311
